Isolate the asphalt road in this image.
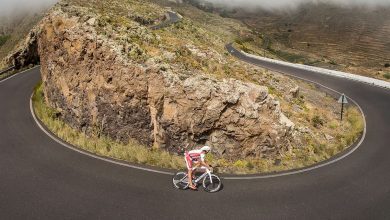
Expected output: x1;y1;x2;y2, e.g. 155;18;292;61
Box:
1;47;390;219
151;11;181;30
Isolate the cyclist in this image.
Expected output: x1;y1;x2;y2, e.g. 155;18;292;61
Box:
184;146;212;190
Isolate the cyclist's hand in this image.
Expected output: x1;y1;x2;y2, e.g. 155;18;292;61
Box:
209;166;213;172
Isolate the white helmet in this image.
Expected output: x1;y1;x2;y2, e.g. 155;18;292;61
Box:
200;146;211;152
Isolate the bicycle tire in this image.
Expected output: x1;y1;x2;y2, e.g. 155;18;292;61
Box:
202;174;222;193
172;172;189;190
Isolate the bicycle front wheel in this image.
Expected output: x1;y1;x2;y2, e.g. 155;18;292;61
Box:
202;174;222;193
172;172;189;190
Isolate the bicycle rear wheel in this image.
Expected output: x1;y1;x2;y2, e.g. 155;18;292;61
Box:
172;172;189;190
202;174;222;193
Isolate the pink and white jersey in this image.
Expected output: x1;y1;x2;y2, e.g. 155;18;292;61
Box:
187;149;206;162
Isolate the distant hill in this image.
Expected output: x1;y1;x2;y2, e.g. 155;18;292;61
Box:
0;11;46;68
186;1;390;80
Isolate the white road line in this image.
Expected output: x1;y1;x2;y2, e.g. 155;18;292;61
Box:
0;66;40;84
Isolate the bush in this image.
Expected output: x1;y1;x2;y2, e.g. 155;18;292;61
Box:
234;36;254;45
384;63;390;68
384;72;390;79
312;115;324;128
233;160;247;168
0;35;10;47
246;161;254;170
234;38;243;45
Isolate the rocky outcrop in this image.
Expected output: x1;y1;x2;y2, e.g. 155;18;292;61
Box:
149;72;296;157
37;5;294;158
6;27;40;69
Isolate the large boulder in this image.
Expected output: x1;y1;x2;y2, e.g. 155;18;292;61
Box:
148;72;294;157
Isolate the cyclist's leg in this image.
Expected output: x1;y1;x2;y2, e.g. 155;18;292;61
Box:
185;154;191;170
185;155;196;189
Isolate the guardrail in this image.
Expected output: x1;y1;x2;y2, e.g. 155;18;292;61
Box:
240;51;390;90
0;66;15;75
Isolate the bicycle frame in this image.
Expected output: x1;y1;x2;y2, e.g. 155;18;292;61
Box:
192;166;213;184
177;167;213;185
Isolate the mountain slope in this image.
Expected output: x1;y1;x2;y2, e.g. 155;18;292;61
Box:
230;4;390;80
0;12;46;68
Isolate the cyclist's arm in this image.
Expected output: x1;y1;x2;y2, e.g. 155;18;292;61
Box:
192;161;201;168
199;153;211;169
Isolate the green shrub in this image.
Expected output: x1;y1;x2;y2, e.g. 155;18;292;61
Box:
233;160;247;168
0;35;10;47
383;72;390;79
246;161;254;170
234;38;243;45
312;115;324;128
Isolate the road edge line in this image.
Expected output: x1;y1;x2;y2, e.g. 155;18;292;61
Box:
0;66;40;83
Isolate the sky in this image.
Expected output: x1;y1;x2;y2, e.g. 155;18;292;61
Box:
200;0;390;10
0;0;58;16
1;0;389;16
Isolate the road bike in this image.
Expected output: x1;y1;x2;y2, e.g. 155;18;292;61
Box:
172;166;222;193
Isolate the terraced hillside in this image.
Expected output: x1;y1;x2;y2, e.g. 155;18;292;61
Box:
229;4;390;81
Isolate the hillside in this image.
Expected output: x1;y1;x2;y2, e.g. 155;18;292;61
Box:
0;12;46;69
228;4;390;81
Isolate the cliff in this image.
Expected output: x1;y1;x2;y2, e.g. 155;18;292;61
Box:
34;1;294;158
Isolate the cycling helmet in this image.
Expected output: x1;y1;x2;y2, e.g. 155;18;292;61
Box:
200;146;211;152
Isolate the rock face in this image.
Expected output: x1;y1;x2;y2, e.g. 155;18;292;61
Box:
6;28;40;68
149;73;294;157
37;5;294;158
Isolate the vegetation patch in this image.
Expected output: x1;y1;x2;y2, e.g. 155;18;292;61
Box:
0;35;10;47
272;49;307;63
